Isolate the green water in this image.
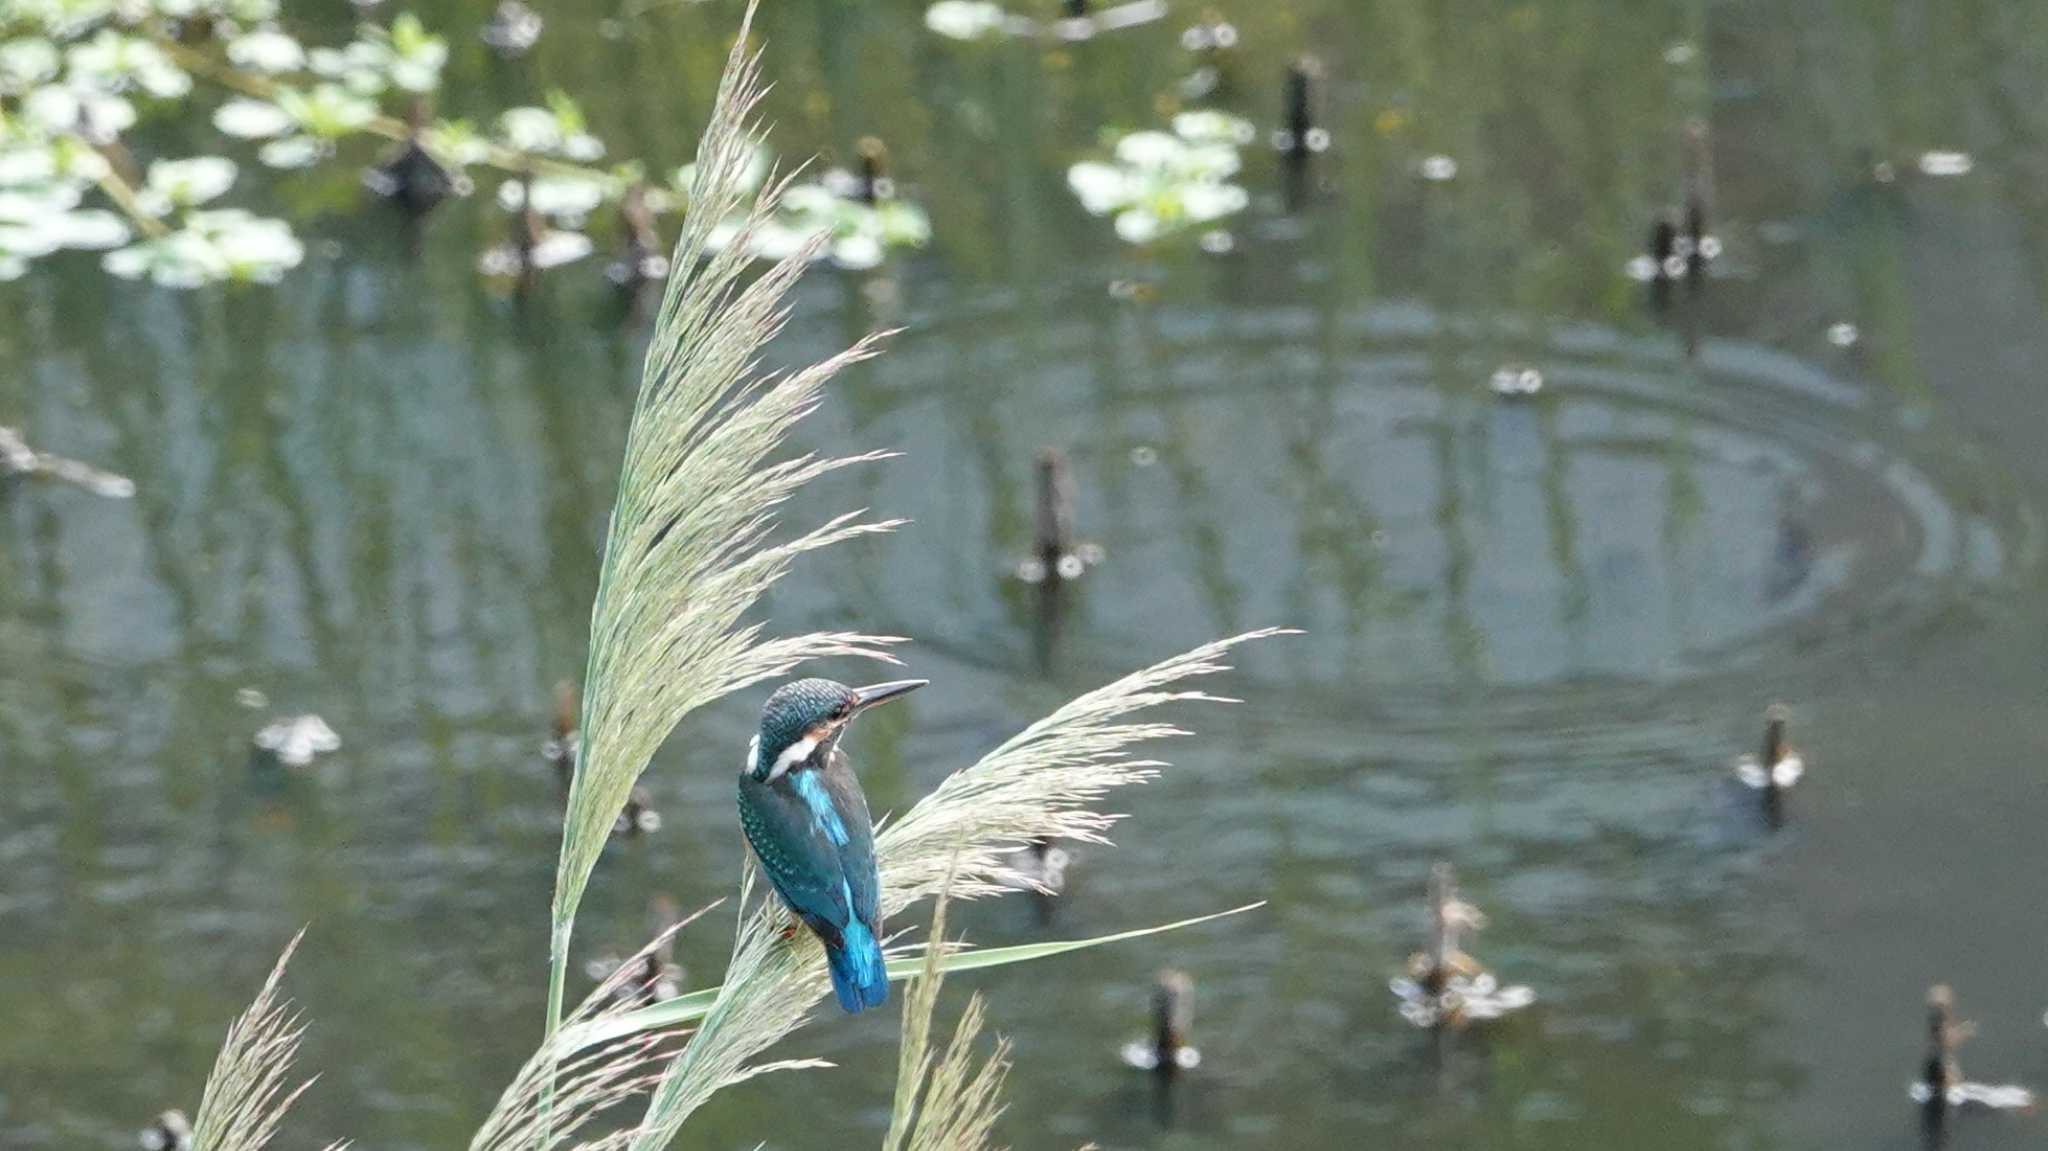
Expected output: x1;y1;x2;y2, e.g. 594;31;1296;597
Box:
6;0;2048;1148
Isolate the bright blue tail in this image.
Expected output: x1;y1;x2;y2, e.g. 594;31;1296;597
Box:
826;920;889;1014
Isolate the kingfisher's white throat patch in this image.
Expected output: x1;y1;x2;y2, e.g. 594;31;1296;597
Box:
762;733;820;783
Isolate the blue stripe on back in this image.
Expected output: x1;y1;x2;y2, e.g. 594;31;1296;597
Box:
792;769;850;846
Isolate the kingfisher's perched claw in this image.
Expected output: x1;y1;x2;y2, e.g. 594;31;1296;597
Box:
738;677;925;1014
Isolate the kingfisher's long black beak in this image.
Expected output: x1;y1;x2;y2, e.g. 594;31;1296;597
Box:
852;679;927;714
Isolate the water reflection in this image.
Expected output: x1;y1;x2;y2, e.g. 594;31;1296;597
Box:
2;0;2045;1148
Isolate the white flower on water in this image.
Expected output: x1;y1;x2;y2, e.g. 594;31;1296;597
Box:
0;146;59;190
1419;153;1459;181
1489;365;1544;398
0;38;61;95
1170;109;1255;146
143;156;237;212
103;209;302;288
476;229;593;275
257;136;323;169
216;84;375;168
925;0;1008;41
377;13;448;92
1916;150;1973;178
66;30;191;99
1067;118;1250;245
424;119;492;168
253;714;340;766
213;97;295;139
42;208;130;249
23;82;136;137
306;23;443;98
497;95;604;162
1066;163;1128;215
0;221;63;261
226;28;306;73
496;175;609;223
1390;971;1536;1028
0;183;82;226
696;167;929;270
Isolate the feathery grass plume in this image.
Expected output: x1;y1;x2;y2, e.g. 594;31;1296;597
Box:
546;0;904;1034
894;995;1010;1151
473;907;720;1151
883;855;962;1151
188;930;344;1151
623;630;1282;1150
875;627;1296;912
884;860;1010;1151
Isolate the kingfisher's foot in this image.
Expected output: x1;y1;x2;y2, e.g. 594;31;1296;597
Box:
778;923;801;942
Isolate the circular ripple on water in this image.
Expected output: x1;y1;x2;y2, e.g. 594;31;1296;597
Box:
808;295;2034;735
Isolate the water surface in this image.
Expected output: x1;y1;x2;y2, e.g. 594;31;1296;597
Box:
5;1;2048;1148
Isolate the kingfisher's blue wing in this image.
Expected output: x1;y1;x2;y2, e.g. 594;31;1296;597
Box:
815;748;879;929
737;771;855;939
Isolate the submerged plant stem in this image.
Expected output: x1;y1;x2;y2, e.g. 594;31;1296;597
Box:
90;160;169;239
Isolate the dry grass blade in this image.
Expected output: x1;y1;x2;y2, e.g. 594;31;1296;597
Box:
546;0;903;1031
474;909;717;1151
188;931;344;1151
624;631;1283;1150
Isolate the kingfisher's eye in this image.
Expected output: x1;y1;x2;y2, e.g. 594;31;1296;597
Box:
833;700;854;720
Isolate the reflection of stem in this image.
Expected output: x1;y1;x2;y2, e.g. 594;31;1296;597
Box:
90;160;169;239
158;38;618;186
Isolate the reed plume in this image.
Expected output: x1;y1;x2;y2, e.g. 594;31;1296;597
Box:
188;931;345;1151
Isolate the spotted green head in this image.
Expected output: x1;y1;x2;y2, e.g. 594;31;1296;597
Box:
747;677;926;782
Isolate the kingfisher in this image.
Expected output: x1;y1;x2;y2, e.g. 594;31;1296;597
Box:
738;677;925;1014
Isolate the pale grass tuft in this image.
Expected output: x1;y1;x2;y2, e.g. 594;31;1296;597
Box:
894;995;1011;1151
623;630;1283;1149
885;861;1012;1151
876;627;1297;911
545;0;903;1032
189;931;345;1151
473;908;717;1151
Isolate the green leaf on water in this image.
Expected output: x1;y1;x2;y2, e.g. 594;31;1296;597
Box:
552;902;1263;1056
